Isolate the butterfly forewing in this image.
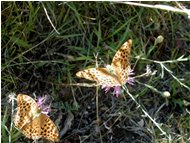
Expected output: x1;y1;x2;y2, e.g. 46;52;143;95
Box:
76;68;121;86
111;39;132;84
14;94;39;129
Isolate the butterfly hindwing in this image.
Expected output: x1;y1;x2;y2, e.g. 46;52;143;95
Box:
21;115;42;140
40;114;59;142
21;114;59;142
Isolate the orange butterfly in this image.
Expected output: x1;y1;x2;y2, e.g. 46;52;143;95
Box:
76;39;133;88
14;94;59;142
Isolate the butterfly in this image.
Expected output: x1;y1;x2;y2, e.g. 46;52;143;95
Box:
76;39;132;87
14;94;59;142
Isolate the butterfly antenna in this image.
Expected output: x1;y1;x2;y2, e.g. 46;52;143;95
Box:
32;92;38;100
93;53;99;68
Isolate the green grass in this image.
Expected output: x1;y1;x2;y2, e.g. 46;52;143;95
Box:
1;1;190;143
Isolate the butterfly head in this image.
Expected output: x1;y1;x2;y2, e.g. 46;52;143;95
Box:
106;64;115;74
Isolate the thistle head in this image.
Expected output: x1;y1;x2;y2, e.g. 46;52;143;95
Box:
113;86;122;97
37;95;51;115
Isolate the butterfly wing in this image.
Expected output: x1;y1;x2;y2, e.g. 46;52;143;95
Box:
14;94;39;129
22;114;59;142
111;39;132;84
21;115;42;140
40;114;59;142
76;68;121;86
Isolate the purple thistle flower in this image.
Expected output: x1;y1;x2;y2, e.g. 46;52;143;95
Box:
128;69;135;75
37;96;46;107
126;77;135;85
126;69;135;85
102;85;122;97
113;86;122;97
102;85;111;93
37;95;50;115
41;105;51;115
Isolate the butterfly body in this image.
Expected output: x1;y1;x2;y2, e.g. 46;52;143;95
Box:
14;94;59;142
76;39;132;87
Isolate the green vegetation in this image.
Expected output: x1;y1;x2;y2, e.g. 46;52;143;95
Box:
1;1;190;143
